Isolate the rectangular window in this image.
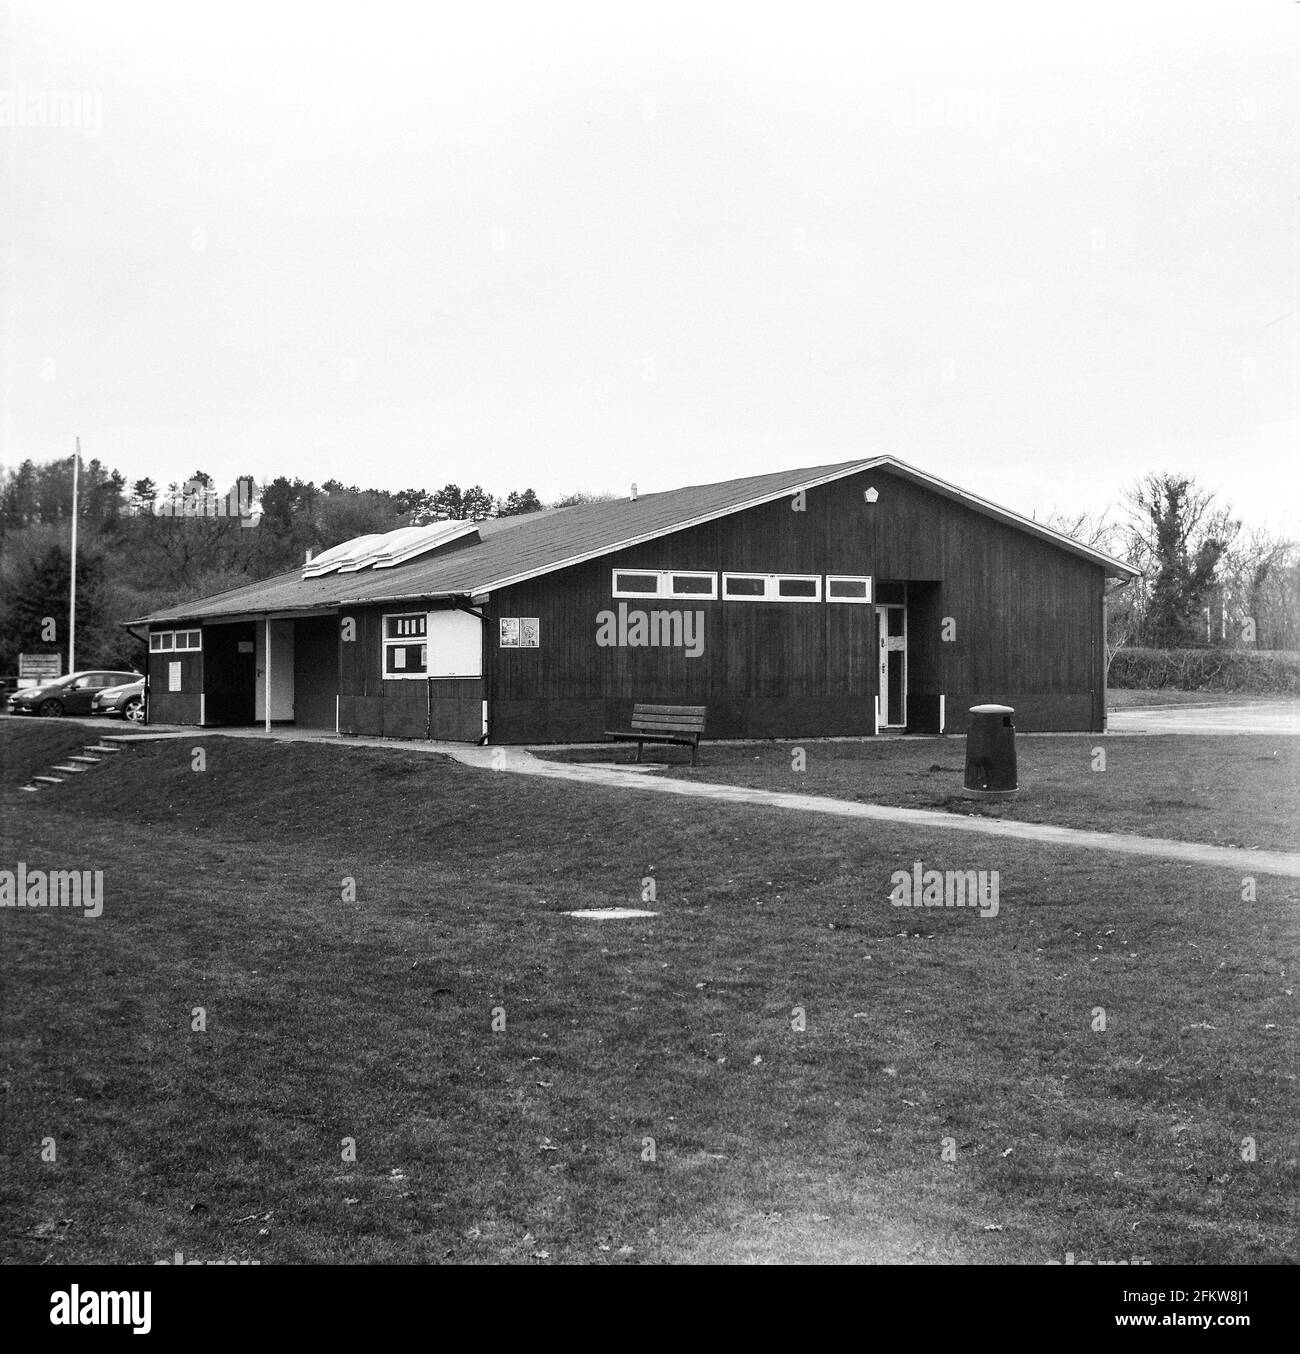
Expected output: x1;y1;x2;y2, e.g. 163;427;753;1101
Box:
777;575;820;600
723;573;767;599
665;571;716;599
722;573;822;602
826;575;873;603
383;612;428;678
612;569;717;599
612;570;660;597
151;629;202;652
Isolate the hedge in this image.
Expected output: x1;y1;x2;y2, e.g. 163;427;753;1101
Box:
1108;648;1300;694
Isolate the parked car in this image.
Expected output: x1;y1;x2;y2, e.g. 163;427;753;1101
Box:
6;669;142;717
92;677;146;723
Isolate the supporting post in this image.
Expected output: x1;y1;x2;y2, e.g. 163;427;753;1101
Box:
264;617;272;732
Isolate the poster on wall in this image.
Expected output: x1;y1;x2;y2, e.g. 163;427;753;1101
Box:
168;661;182;692
520;618;539;648
499;618;519;648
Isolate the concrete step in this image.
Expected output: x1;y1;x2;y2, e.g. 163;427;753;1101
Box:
33;775;64;784
86;744;122;753
68;754;101;764
18;784;40;792
51;764;86;773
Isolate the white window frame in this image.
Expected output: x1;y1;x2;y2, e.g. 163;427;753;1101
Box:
664;570;717;600
722;572;822;602
382;611;429;680
774;574;821;602
150;629;201;652
721;572;769;601
611;568;717;600
611;569;661;598
826;575;874;604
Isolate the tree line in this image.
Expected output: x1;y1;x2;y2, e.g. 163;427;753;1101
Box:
0;460;564;672
1043;471;1298;654
0;457;1294;675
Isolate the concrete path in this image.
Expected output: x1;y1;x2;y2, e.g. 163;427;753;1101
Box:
1109;702;1300;736
442;745;1300;879
83;724;1300;879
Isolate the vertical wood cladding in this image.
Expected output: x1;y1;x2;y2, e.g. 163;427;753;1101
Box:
146;649;202;725
485;468;1106;741
337;604;484;740
293;616;339;730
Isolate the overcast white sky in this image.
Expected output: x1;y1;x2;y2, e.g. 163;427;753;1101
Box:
2;0;1296;531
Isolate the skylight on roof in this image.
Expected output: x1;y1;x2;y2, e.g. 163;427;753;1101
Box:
302;521;479;578
372;521;478;568
302;533;388;577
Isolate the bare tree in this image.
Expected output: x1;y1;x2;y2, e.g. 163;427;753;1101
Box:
1217;527;1298;648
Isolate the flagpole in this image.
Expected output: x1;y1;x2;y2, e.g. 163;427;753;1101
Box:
69;438;80;674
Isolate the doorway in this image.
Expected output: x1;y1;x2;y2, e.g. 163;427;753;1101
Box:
202;622;256;725
876;604;907;728
294;616;338;729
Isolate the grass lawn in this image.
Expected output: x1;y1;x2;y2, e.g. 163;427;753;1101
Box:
1;723;1296;1265
542;735;1300;854
0;716;125;785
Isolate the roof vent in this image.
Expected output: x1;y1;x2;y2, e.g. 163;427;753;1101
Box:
630;483;638;501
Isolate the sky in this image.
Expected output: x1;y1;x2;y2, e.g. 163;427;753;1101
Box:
2;0;1296;534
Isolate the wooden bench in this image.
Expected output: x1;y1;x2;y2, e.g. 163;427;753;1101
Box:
606;704;707;766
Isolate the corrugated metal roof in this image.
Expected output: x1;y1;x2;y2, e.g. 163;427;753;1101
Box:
126;456;1138;625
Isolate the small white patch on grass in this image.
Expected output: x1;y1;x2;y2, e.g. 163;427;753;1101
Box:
564;908;659;920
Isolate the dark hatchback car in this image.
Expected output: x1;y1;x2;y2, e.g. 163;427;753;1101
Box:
91;677;147;722
6;669;142;718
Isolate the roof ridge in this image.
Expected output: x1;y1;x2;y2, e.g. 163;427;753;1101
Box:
124;455;1136;625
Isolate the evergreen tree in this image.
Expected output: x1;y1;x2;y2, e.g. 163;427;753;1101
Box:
498;488;543;516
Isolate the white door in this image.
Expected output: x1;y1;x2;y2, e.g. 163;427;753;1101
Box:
254;619;295;721
876;605;907;728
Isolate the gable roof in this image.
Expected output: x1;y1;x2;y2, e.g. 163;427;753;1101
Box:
126;456;1138;625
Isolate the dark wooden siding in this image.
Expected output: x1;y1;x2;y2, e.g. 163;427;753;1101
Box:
337;603;484;740
146;647;202;725
293;616;338;730
485;467;1106;741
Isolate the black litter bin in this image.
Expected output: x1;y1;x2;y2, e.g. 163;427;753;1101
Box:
962;704;1018;799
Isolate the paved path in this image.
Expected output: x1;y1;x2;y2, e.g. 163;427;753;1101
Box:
442;745;1300;879
1109;702;1300;736
102;726;1299;878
